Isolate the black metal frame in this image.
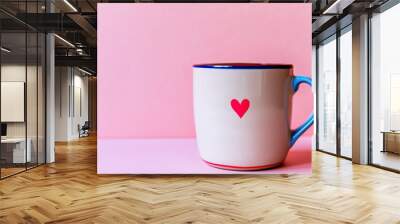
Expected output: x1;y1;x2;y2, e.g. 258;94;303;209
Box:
0;0;47;180
336;25;341;158
315;44;319;151
367;10;373;166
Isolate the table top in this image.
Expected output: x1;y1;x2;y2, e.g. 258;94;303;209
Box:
381;131;400;134
98;137;312;174
1;138;31;143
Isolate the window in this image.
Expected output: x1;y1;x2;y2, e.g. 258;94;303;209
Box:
317;36;337;154
371;3;400;171
339;28;352;158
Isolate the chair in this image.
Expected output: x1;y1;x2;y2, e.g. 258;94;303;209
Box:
79;121;90;138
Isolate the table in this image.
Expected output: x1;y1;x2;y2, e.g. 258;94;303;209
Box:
382;131;400;154
1;138;32;164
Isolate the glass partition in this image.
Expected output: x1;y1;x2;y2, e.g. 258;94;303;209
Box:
317;36;337;154
38;32;45;165
27;31;38;169
339;27;352;158
0;1;46;179
0;31;28;177
371;3;400;171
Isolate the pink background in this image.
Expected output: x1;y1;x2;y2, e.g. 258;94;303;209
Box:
98;3;312;174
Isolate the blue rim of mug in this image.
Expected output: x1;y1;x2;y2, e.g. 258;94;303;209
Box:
193;63;293;69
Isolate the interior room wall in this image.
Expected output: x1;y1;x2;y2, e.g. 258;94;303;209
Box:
1;63;45;165
55;66;89;141
1;64;41;139
55;66;70;141
71;72;89;138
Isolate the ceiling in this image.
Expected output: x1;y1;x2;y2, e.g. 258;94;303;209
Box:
0;0;393;74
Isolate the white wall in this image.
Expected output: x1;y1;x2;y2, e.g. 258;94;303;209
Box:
71;73;89;138
55;67;70;141
55;67;89;141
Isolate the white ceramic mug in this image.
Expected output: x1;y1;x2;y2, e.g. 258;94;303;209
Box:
193;63;313;170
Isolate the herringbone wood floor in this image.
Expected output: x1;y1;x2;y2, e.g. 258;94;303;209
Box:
1;135;400;224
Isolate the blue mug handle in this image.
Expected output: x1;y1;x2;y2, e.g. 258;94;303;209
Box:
289;75;314;147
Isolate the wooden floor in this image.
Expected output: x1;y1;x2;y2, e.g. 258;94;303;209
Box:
1;167;26;178
372;150;400;171
1;135;400;224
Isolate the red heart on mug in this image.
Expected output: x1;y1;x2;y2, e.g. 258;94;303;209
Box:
230;99;250;118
